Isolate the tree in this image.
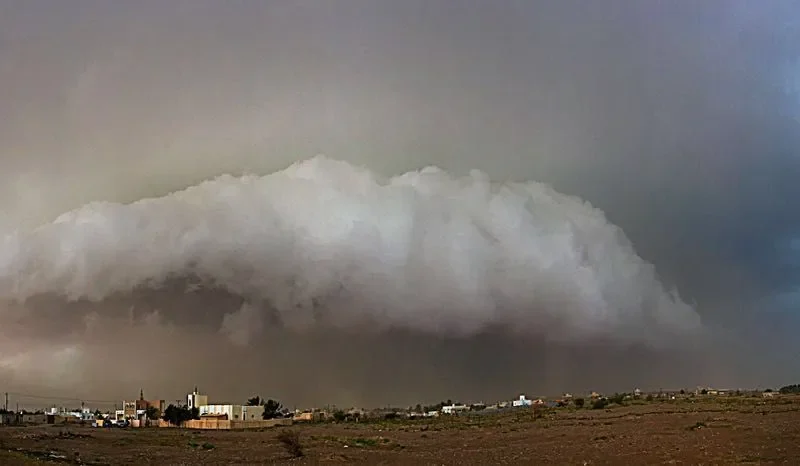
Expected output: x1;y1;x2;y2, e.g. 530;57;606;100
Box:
332;410;346;422
145;406;160;421
162;404;199;426
247;396;261;406
591;398;608;410
262;399;283;420
423;402;445;412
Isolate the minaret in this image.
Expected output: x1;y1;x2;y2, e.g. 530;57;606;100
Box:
140;389;144;401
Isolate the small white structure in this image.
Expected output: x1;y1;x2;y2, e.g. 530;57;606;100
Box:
441;404;469;415
512;395;532;407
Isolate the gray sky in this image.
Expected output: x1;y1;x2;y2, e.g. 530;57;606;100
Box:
0;0;799;407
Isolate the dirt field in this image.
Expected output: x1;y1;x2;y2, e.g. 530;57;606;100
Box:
1;397;799;465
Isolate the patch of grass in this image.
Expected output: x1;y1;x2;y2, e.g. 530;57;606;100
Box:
188;439;215;450
0;449;42;465
352;437;379;447
737;454;787;464
276;429;304;458
152;436;177;447
688;421;707;431
5;447;77;464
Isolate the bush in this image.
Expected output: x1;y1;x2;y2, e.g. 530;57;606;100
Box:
591;399;608;410
574;398;585;408
276;429;303;458
608;393;627;405
779;384;800;394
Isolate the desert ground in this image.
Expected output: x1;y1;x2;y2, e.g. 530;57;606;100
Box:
1;396;799;465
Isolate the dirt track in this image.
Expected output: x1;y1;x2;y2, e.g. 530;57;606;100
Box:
1;397;798;465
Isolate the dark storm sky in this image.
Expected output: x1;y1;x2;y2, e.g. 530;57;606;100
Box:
0;1;799;403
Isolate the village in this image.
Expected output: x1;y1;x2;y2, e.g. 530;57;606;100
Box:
0;386;781;430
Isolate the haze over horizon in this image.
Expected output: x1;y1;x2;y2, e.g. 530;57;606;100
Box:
1;1;798;408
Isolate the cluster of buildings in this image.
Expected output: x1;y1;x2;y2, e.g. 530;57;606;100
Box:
0;386;784;428
1;406;97;426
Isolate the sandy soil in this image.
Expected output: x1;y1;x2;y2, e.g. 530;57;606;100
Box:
1;396;798;465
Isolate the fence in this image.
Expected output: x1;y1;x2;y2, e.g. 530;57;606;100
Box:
160;418;292;430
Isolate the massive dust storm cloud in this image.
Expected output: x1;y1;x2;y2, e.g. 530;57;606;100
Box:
1;1;799;406
0;156;700;342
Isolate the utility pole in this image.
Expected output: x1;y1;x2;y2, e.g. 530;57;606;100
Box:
4;392;7;412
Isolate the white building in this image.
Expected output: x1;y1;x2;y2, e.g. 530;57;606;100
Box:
512;395;532;407
75;408;94;421
187;388;208;410
441;404;469;415
199;404;264;421
45;406;94;421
